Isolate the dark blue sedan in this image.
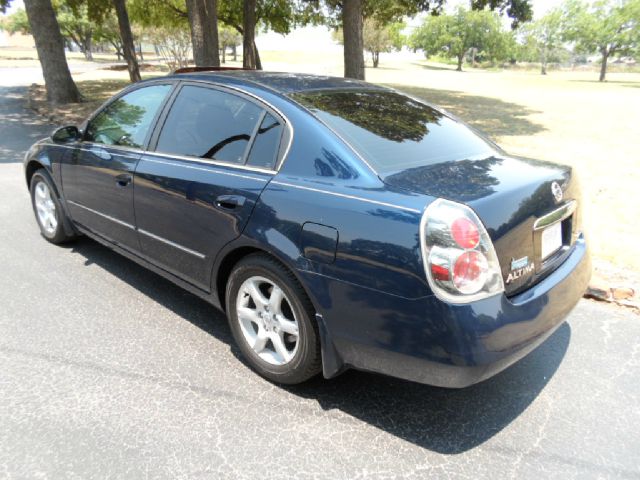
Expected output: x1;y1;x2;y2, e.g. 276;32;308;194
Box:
24;70;591;387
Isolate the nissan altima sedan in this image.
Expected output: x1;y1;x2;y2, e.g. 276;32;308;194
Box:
24;69;591;387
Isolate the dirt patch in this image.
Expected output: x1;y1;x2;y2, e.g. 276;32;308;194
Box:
26;78;131;125
103;63;169;72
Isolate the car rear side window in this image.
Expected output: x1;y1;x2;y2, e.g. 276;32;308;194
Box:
291;90;493;176
85;84;171;149
155;85;262;164
245;113;283;169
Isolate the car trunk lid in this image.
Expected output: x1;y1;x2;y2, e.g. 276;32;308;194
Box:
383;155;582;296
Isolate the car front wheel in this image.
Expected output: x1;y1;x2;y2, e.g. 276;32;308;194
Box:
226;254;321;384
30;169;75;244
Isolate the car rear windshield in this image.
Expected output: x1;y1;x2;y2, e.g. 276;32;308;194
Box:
291;90;494;176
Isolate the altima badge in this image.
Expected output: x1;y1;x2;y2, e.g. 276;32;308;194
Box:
506;256;535;284
551;182;563;203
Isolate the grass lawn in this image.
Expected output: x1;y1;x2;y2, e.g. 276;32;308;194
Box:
23;51;640;289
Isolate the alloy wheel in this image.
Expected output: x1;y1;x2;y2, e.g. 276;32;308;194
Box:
34;181;57;235
235;275;300;366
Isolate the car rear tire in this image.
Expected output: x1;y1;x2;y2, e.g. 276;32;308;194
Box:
30;169;75;244
226;253;321;384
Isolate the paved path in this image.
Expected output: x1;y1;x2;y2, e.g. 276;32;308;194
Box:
0;85;54;164
0;71;639;479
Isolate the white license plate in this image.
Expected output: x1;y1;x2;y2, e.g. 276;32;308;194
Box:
541;221;563;259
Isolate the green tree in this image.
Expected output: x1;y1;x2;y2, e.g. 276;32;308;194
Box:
561;0;640;81
219;24;241;63
186;0;220;66
65;0;141;81
334;19;405;68
410;7;508;71
218;0;322;69
364;19;405;68
243;0;257;68
129;0;317;70
24;0;81;103
0;8;30;34
519;9;564;74
112;0;141;82
1;4;97;60
320;0;441;80
317;0;532;79
471;0;532;28
56;2;95;60
93;16;124;60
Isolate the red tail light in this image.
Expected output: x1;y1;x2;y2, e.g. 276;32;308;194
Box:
451;217;480;249
420;199;504;303
431;263;450;281
453;251;488;294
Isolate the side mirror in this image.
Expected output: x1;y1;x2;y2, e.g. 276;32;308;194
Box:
51;125;81;143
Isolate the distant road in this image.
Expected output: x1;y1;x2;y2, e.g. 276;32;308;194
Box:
0;61;116;86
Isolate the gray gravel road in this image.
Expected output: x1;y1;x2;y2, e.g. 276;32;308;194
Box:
1;84;639;479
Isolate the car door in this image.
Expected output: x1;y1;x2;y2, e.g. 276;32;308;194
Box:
61;83;173;251
134;82;287;290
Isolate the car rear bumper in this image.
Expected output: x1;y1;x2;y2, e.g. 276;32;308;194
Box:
310;235;591;388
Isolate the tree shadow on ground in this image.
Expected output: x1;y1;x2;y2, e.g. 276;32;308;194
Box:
367;65;404;71
69;235;569;455
410;62;457;71
386;83;546;139
0;86;56;164
28;78;131;125
0;80;129;164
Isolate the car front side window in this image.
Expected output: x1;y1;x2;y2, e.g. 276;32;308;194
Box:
85;84;172;149
155;85;263;164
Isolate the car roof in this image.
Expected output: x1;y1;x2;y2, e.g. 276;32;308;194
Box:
163;70;388;95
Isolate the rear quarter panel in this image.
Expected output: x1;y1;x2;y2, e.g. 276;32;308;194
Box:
236;88;435;311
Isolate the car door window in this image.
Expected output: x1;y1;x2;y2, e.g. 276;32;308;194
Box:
245;113;283;169
155;85;262;164
85;84;172;149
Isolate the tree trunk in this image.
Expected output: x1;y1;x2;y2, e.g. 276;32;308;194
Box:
456;54;464;71
84;30;93;61
243;0;257;69
599;47;609;82
342;0;365;80
186;0;220;66
112;0;141;82
253;40;262;70
138;42;144;62
111;40;123;61
372;51;379;68
221;44;226;63
540;49;547;75
23;0;81;104
232;44;237;61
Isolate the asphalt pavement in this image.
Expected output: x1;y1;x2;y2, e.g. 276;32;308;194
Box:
1;78;639;479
